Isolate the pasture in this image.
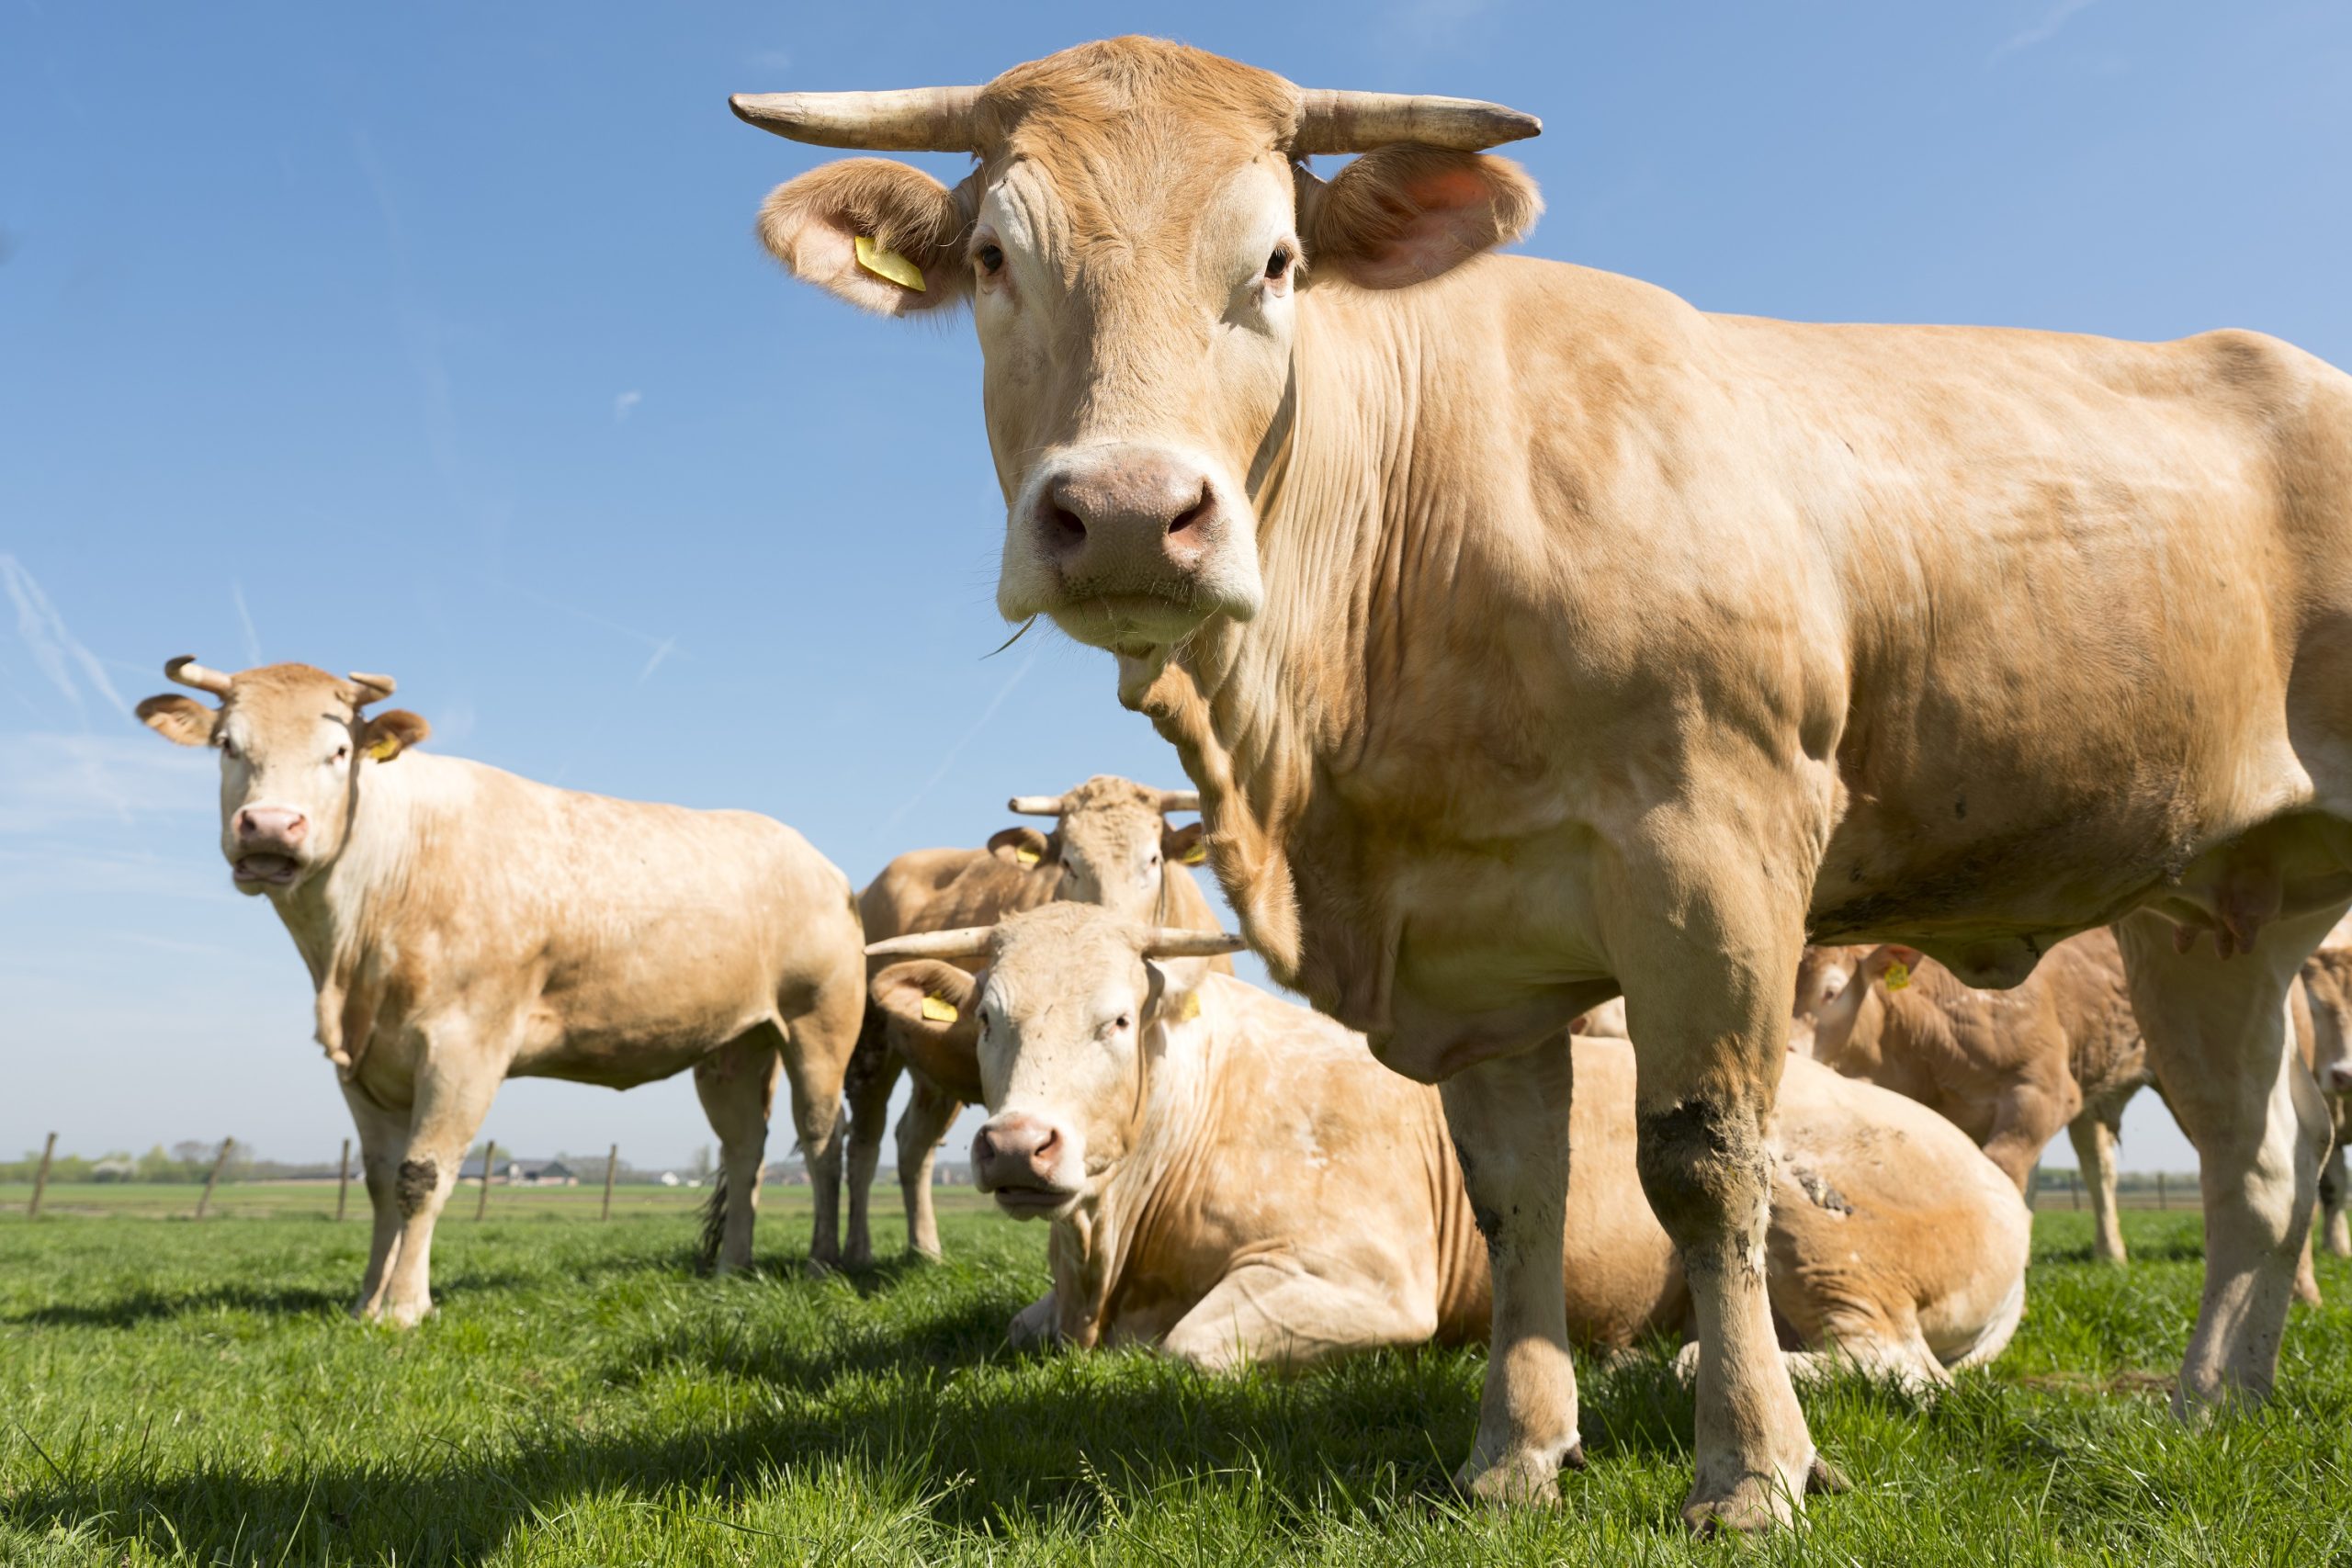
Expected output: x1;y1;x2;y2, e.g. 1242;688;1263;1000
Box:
5;1197;2350;1566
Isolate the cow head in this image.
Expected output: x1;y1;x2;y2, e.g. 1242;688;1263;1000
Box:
736;38;1541;662
133;657;429;897
867;903;1243;1219
1006;774;1204;920
2303;951;2352;1098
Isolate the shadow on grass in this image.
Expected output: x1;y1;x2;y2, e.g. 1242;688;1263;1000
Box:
5;1269;529;1330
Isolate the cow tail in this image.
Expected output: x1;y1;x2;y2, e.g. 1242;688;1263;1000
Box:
695;1168;729;1277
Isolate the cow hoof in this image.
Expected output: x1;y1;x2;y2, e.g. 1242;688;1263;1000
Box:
1807;1455;1851;1495
1680;1473;1800;1536
381;1299;432;1330
802;1256;838;1280
1453;1441;1576;1506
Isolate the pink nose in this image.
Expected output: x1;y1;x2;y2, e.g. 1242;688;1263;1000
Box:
1034;450;1222;588
2326;1063;2352;1094
972;1113;1063;1189
235;807;308;847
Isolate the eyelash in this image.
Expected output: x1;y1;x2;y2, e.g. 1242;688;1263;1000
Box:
1265;244;1295;280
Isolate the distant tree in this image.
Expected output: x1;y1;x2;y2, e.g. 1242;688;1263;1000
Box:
688;1145;714;1182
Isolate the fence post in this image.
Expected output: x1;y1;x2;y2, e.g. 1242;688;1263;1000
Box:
194;1137;234;1220
602;1143;618;1222
2069;1169;2080;1211
476;1139;496;1222
2157;1170;2166;1211
335;1137;352;1223
27;1132;57;1220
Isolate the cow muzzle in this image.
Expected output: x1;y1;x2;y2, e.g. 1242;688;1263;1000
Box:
228;805;310;890
1001;443;1261;650
2325;1062;2352;1096
972;1111;1080;1215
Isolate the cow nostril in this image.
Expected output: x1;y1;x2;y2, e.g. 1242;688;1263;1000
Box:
1034;1128;1061;1167
1168;486;1213;536
1041;494;1087;547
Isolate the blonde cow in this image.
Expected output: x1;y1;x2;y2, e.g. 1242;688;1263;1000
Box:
846;775;1227;1262
741;37;2352;1527
871;904;2030;1396
2295;942;2352;1258
135;658;866;1322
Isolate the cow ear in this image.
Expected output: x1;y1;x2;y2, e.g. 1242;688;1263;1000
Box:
989;826;1050;869
1300;147;1541;289
135;694;217;748
1160;821;1207;867
758;158;973;316
360;709;430;763
872;961;986;1102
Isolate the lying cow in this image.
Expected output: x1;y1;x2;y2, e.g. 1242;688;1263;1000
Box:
1799;933;2156;1265
740;37;2352;1527
135;657;865;1323
2296;946;2352;1258
870;903;2030;1393
848;775;1226;1261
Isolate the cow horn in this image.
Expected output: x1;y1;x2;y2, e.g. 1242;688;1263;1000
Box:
1139;928;1248;960
729;87;983;152
347;671;397;705
866;926;996;961
1007;795;1068;818
164;656;234;696
1291;90;1541;154
1153;789;1201;814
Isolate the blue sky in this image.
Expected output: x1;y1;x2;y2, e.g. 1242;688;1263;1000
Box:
6;1;2349;1176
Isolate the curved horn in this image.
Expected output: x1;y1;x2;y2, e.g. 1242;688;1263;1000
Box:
866;926;996;962
164;656;234;696
1007;795;1069;818
1292;90;1541;154
347;671;397;705
1153;789;1201;814
1139;928;1248;961
729;87;983;152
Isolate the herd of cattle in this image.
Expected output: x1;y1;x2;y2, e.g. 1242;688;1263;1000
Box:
119;33;2352;1535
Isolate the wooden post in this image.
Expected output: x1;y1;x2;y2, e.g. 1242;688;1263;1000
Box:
601;1143;618;1222
475;1139;495;1221
2157;1170;2167;1211
194;1137;234;1220
2069;1168;2080;1211
335;1138;352;1222
27;1132;57;1220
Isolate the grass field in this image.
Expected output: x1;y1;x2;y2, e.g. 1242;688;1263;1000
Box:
5;1193;2350;1566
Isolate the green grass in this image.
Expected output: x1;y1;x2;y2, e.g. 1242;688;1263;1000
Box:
4;1201;2350;1566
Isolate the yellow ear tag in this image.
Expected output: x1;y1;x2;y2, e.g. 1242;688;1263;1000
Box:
1883;960;1911;992
1015;846;1041;866
854;234;926;292
1181;842;1207;866
1171;990;1202;1022
367;737;401;762
922;995;959;1023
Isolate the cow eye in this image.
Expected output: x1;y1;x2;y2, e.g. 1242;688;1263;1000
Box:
1265;244;1295;280
219;738;240;761
1114;1013;1133;1032
975;242;1004;276
330;743;350;764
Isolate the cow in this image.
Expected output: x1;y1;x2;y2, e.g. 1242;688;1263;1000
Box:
844;774;1225;1262
867;903;2030;1393
733;37;2352;1528
1798;933;2155;1263
2296;945;2352;1258
133;658;865;1323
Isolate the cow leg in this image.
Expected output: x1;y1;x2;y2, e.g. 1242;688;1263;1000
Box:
1159;1261;1441;1374
776;1017;851;1272
2114;906;2338;1419
340;1081;408;1321
2324;1133;2351;1258
841;1014;900;1268
691;1031;781;1275
895;1076;963;1261
1009;1290;1061;1350
1439;1042;1580;1504
379;1055;503;1328
2068;1111;2129;1265
1615;869;1818;1533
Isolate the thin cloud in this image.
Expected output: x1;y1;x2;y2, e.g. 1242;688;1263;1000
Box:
232;581;263;666
513;586;684;689
2;554;128;717
1993;0;2099;60
877;649;1039;836
613;389;642;423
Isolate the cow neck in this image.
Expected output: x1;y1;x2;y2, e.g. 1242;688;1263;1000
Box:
1135;280;1442;1020
270;753;440;1082
1049;971;1223;1345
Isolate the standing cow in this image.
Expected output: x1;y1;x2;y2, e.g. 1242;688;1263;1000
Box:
870;903;2030;1392
1799;933;2156;1263
135;658;865;1322
847;775;1226;1261
2295;945;2352;1258
736;38;2352;1528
